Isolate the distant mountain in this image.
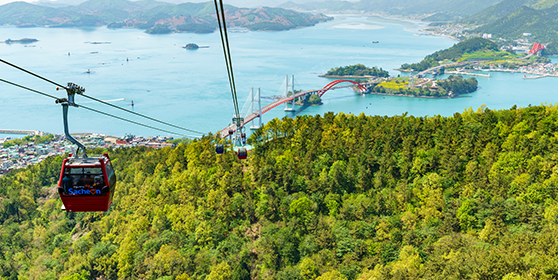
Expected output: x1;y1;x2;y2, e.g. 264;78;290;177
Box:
0;2;71;26
460;0;558;25
0;0;332;32
471;5;558;42
460;0;533;24
279;0;503;19
76;0;144;12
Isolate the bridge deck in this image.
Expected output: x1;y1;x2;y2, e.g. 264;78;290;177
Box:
219;81;378;138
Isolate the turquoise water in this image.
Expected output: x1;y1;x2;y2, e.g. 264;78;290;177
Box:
0;16;556;137
0;134;25;139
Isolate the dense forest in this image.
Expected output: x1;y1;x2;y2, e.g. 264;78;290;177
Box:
471;4;558;43
3;104;558;279
324;64;390;78
371;76;478;97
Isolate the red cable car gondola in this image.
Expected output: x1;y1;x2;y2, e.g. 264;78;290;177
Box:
58;153;116;212
237;148;247;160
55;83;117;212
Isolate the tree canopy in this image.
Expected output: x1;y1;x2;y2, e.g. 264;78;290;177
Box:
325;64;389;77
3;104;558;279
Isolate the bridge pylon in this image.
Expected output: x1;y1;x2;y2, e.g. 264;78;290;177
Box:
250;87;262;130
284;74;296;112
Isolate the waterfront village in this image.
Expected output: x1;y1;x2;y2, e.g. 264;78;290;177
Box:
422;25;558;78
0;133;175;175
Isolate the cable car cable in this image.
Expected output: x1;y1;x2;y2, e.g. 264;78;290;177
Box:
0;78;63;101
0;59;204;135
213;0;240;118
78;104;195;137
0;78;194;137
77;93;204;135
212;4;235;114
213;0;238;116
0;58;67;89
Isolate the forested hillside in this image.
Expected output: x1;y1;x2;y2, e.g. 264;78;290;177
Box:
0;0;331;32
400;37;501;71
460;0;536;24
4;105;558;279
472;5;558;42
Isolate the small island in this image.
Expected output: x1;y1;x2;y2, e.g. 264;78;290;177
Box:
320;64;390;78
3;38;38;44
183;43;199;50
182;43;209;50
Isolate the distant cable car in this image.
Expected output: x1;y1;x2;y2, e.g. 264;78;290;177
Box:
55;83;117;212
58;153;116;212
215;144;224;154
237;148;247;160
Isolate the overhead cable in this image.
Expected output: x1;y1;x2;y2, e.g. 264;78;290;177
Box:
0;78;62;101
78;104;195;137
78;93;204;135
0;78;194;137
0;58;67;89
213;0;240;119
0;58;204;135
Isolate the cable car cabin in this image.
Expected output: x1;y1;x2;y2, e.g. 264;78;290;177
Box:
57;153;116;212
215;144;224;154
237;148;247;160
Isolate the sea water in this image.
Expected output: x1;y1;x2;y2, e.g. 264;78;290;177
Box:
0;15;556;137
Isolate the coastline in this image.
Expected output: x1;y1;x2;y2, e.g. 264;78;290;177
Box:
419;29;461;41
366;91;464;99
319;75;378;78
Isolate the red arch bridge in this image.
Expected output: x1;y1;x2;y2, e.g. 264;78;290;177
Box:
220;79;378;138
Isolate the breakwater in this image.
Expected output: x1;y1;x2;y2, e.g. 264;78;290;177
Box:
0;129;39;135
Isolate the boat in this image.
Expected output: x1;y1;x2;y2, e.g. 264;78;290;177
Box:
372;41;379;43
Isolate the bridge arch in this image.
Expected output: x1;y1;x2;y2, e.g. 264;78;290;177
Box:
318;79;367;97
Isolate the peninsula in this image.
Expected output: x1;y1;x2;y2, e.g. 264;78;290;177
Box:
398;37;555;79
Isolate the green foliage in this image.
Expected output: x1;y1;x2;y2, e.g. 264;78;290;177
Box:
145;25;172;34
472;5;558;42
436;75;479;94
3;134;54;148
325;64;389;77
460;0;532;25
5;105;558;278
372;76;478;97
176;23;215;34
401;38;499;71
542;39;558;55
